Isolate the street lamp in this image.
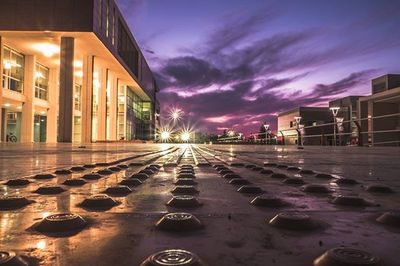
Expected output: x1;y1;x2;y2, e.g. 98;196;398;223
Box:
263;124;270;144
294;116;302;147
330;107;340;146
160;131;170;143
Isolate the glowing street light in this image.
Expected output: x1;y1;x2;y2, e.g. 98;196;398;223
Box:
181;131;191;142
160;131;170;141
169;108;183;123
330;107;340;146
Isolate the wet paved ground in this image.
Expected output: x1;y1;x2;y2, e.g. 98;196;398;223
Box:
0;143;399;266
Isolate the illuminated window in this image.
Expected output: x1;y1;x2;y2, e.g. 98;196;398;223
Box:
34;63;49;100
2;46;25;93
106;0;110;37
74;84;82;111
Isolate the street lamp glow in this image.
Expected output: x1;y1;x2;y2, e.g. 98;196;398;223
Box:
169;108;183;122
181;132;191;142
160;131;170;140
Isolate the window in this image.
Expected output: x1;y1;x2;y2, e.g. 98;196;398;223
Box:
34;63;49;100
99;0;103;29
74;84;82;111
106;0;110;37
118;20;139;76
2;46;25;93
112;7;116;45
142;102;152;121
290;121;293;128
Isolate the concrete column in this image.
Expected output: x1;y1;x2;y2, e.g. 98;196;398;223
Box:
0;36;3;142
58;37;74;142
46;67;58;143
97;67;107;141
81;55;94;143
21;55;35;143
108;74;117;140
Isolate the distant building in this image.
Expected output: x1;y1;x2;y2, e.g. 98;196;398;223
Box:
277;107;333;145
359;74;400;146
329;96;361;145
0;0;159;143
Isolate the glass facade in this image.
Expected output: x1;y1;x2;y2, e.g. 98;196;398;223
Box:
2;46;24;93
34;115;47;142
34;63;49;100
92;71;100;141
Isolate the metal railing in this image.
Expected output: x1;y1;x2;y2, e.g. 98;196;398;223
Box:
215;112;400;146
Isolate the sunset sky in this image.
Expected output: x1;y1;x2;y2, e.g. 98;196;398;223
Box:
117;0;400;135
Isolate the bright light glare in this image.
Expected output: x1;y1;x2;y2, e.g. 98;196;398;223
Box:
169;108;183;122
161;131;170;140
33;43;59;58
181;132;191;142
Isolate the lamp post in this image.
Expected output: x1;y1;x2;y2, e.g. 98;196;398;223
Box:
294;116;302;147
330;107;340;146
263;124;270;144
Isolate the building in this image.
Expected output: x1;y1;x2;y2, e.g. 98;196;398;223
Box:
0;0;159;143
329;96;361;145
277;107;333;145
359;74;400;146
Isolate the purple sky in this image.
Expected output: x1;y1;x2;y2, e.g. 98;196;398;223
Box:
117;0;400;135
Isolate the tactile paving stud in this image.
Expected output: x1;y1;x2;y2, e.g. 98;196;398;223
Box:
299;169;315;175
79;194;119;209
150;164;161;169
54;169;72;175
129;162;145;166
230;163;244;167
313;247;381;266
252;166;263;171
155;213;203;231
197;162;211;167
119;178;143;187
237;185;264;194
376;211;400;228
222;173;241;179
108;167;122;172
179;170;195;175
118;164;129;169
283;177;306;185
315;173;334;179
303;184;333;194
140;249;204;266
245;164;256;169
62;178;87;186
70;166;86;172
181;165;193;168
0;195;32;210
140;169;155;176
131;173;150;180
264;162;277;167
331;195;372;207
178;173;196;179
0;251;29;266
148;166;159;172
251;195;288;208
276;164;288;169
334;178;359;185
96;162;110;167
5;178;31;187
97;169;114;176
171;186;199;195
269;212;319;231
287;166;300;171
270;173;288;179
215;166;228;171
175;179;198;186
36;213;86;234
104;185;132;196
82;173;102;180
83;164;96;169
260;169;274;175
33;173;55;180
229;178;252;185
34;185;66;195
366;184;394;193
213;164;224;168
218;169;233;176
166;196;202;208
